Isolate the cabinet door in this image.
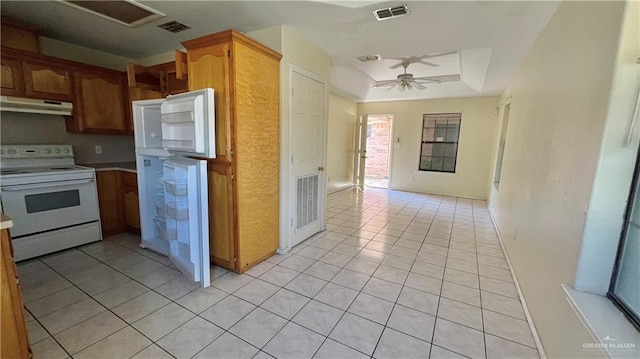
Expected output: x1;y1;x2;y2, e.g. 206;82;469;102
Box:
1;229;31;359
187;43;232;162
22;61;73;101
74;72;127;134
96;171;125;235
207;162;236;270
0;58;25;96
120;171;141;233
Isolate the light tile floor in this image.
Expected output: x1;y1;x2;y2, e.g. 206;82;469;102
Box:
364;178;389;189
19;187;539;359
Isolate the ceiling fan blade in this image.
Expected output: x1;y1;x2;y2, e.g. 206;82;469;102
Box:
411;81;426;90
414;74;461;83
385;83;399;92
419;51;458;59
389;62;406;69
413;78;441;84
372;80;400;88
417;60;440;67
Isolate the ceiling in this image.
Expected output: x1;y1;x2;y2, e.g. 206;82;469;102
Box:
1;1;560;102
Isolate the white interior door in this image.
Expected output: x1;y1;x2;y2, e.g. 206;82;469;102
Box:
161;88;216;159
354;115;368;190
163;156;210;287
291;70;326;247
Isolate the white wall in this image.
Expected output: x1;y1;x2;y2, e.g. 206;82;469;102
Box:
487;1;630;357
359;96;499;199
0;112;136;164
327;94;357;193
40;37;131;71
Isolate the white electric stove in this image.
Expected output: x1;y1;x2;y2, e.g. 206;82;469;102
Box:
0;145;102;261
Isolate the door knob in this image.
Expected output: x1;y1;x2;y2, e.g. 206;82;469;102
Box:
318;166;325;171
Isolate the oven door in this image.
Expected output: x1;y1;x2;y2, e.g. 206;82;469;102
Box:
0;178;99;238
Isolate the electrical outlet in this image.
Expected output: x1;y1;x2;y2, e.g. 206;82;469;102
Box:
95;145;102;154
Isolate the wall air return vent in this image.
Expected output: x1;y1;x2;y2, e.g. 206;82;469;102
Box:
373;4;409;21
158;20;191;33
61;1;165;28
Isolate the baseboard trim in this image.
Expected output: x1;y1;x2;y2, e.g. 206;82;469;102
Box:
487;207;548;359
327;184;355;194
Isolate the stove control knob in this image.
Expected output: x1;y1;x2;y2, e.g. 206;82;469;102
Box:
43;148;52;154
54;148;61;153
63;148;70;153
7;149;17;155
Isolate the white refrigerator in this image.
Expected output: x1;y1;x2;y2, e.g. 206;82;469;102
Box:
133;88;215;288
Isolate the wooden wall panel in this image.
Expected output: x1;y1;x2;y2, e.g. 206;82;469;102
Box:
233;42;280;270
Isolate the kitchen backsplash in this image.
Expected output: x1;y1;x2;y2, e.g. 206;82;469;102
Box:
0;111;135;164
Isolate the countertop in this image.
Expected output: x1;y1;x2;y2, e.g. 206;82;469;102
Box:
1;214;13;230
82;162;137;173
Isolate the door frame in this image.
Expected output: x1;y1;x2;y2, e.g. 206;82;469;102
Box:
356;113;396;189
286;65;329;251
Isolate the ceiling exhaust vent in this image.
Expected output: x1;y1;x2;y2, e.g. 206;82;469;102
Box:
373;4;409;21
61;1;165;28
158;20;191;33
356;54;382;62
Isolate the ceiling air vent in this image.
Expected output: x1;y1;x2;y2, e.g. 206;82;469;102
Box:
373;4;410;21
356;54;382;62
158;20;191;33
61;1;165;28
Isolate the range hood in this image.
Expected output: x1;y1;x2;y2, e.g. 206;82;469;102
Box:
0;96;73;116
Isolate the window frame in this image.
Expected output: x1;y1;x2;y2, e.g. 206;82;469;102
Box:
418;113;462;173
607;144;640;331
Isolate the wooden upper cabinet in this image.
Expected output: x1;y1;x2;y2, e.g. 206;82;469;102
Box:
22;61;73;101
1;21;40;53
71;71;127;134
1;57;25;96
183;41;232;161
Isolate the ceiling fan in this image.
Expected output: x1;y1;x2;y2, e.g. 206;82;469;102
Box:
372;62;441;91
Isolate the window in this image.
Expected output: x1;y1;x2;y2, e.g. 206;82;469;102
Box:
609;148;640;329
493;103;510;188
367;124;372;138
419;113;461;173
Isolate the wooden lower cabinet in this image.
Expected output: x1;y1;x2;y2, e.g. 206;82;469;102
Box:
96;170;140;236
1;228;31;359
96;171;124;236
207;162;236;269
121;171;141;233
